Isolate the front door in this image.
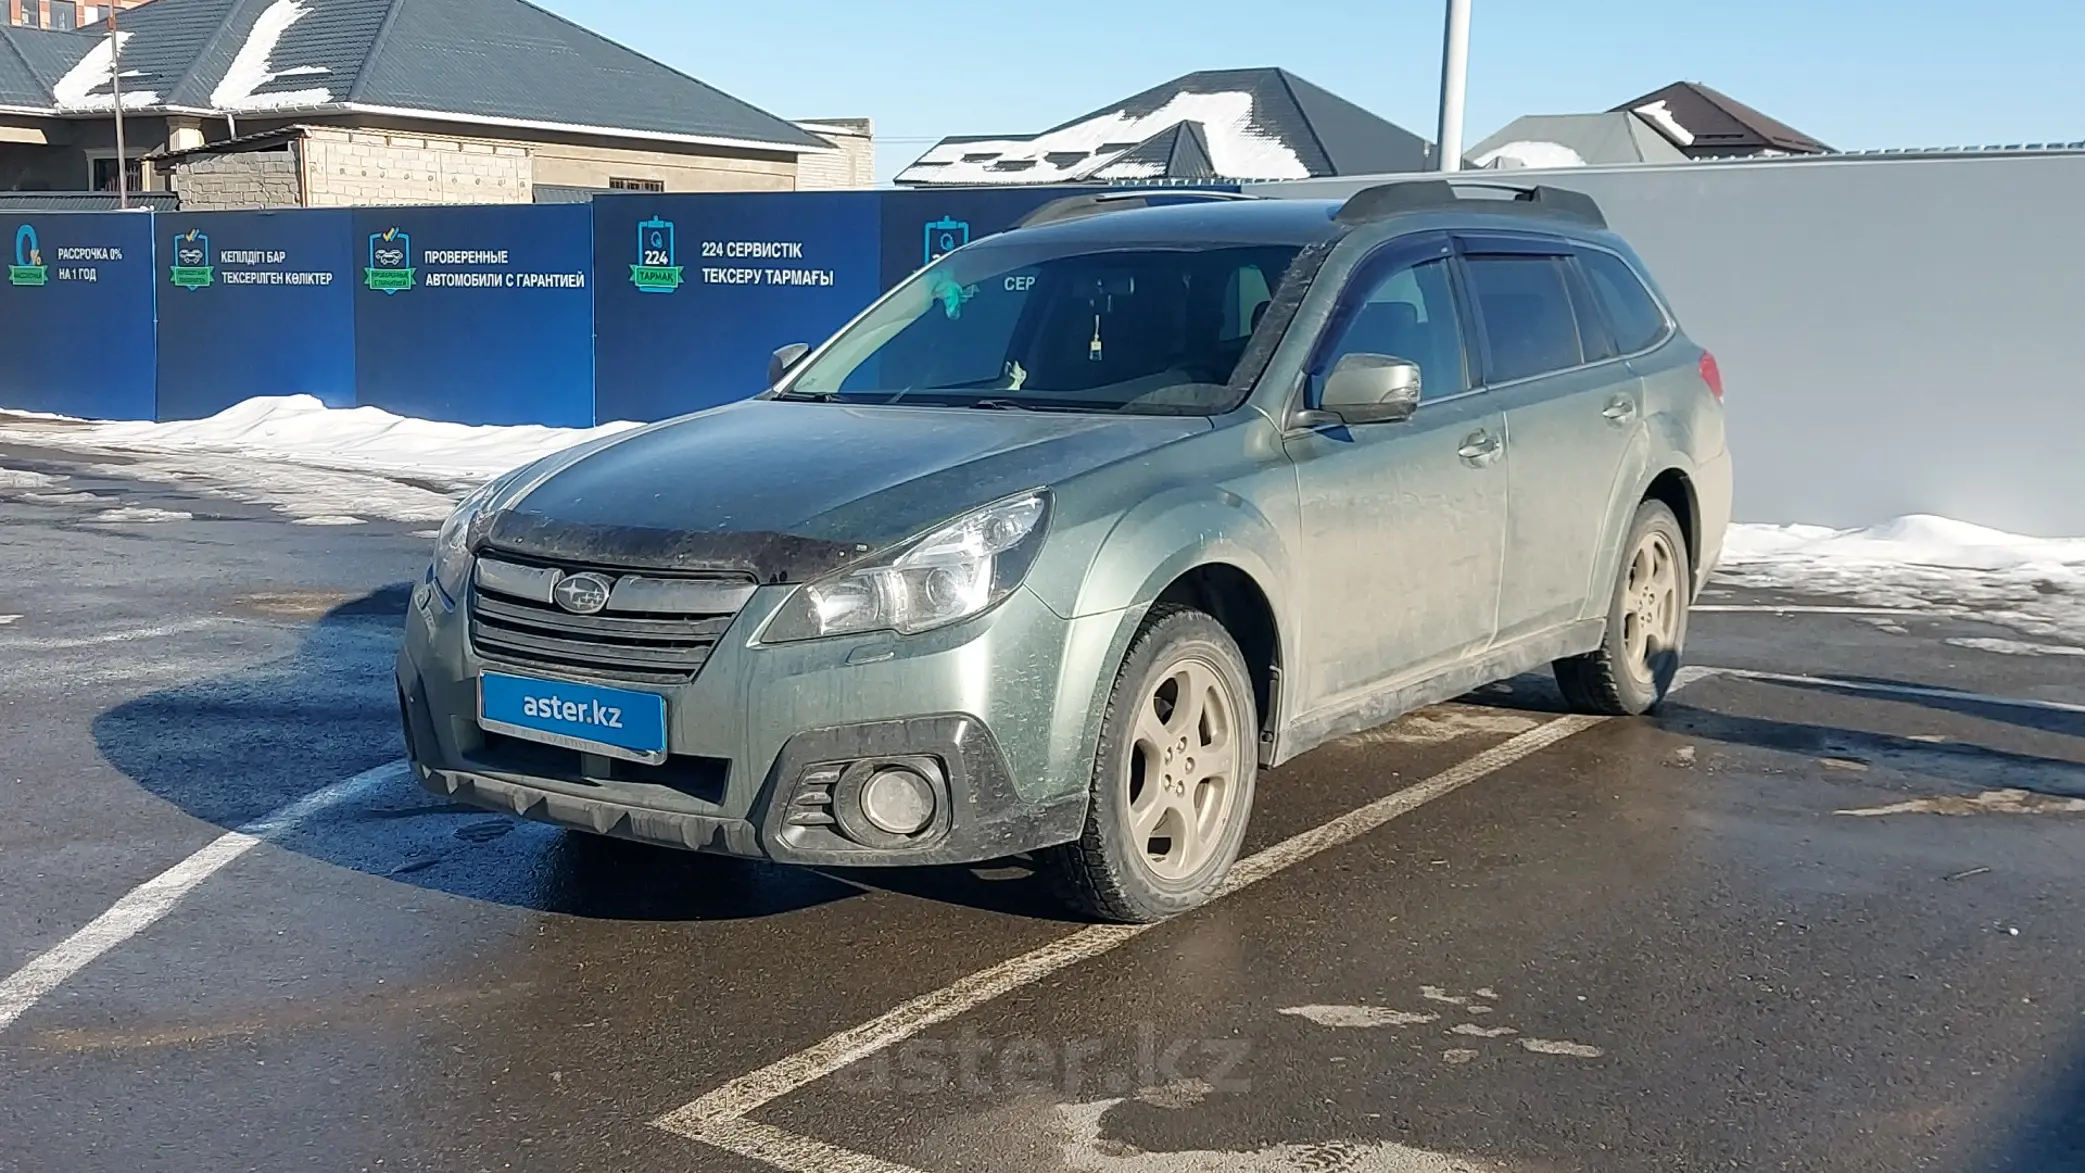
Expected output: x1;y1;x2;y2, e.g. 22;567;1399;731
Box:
1283;241;1508;714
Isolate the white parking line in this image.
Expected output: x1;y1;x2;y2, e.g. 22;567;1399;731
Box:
653;712;1613;1163
0;760;408;1034
1692;605;1924;616
0;618;245;649
1710;667;2085;715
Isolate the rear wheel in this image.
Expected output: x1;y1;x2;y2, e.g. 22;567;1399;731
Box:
1046;605;1257;923
1555;500;1690;715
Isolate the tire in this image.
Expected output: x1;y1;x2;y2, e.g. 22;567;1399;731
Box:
1045;604;1259;923
1554;500;1692;716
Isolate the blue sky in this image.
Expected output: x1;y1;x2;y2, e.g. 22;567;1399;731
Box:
539;0;2083;183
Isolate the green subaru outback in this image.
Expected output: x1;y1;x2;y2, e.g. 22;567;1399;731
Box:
398;181;1732;922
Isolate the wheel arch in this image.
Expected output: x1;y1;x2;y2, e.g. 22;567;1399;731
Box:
1152;562;1283;764
1643;467;1701;579
1051;486;1296;769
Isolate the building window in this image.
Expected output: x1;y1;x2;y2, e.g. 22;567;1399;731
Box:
16;0;42;27
91;155;143;193
49;1;73;28
608;177;665;192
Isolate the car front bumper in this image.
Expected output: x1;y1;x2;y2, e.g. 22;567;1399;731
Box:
396;573;1135;866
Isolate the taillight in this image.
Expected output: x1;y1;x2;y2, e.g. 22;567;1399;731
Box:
1698;351;1724;400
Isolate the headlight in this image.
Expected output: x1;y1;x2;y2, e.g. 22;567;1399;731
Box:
429;478;505;606
760;492;1051;642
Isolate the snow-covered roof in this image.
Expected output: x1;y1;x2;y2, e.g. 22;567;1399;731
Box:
897;67;1432;187
1469;113;1691;170
0;0;827;152
1610;82;1830;158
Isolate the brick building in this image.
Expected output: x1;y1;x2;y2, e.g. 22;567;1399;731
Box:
0;0;873;206
8;0;149;33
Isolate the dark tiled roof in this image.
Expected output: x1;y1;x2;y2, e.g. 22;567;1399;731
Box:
0;27;84;107
1089;121;1218;182
899;67;1431;186
1613;81;1830;156
4;0;824;151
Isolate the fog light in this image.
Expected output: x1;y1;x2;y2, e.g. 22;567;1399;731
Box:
859;766;936;836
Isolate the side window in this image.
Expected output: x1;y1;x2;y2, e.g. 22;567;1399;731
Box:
1314;257;1466;402
1464;254;1583;383
1579;249;1669;354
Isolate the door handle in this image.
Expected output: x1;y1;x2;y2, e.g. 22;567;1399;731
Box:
1602;396;1638;424
1458;430;1503;466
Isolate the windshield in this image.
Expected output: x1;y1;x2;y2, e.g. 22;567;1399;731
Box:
780;240;1303;415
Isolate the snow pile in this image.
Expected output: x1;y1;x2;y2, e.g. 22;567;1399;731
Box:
1719;515;2085;645
76;395;639;483
0;465;65;489
0;395;640;525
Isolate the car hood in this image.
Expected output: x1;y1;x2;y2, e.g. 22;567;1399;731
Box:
482;399;1209;581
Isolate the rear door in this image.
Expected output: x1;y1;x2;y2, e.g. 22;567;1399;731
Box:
1283;235;1507;709
1459;235;1645;644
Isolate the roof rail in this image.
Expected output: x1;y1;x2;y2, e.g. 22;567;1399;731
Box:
1013;189;1258;230
1334;180;1607;229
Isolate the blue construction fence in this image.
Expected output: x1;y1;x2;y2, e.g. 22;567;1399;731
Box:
0;186;1235;426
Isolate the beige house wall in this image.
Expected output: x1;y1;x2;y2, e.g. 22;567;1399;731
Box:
166;121;826;206
792;119;875;190
301;127;533;207
527;139;795;193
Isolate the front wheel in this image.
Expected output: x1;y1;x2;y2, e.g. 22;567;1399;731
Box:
1554;500;1691;716
1046;605;1258;923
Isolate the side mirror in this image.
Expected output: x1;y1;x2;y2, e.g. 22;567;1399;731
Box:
1318;353;1422;425
768;341;812;387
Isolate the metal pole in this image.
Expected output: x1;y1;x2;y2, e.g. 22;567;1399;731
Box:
109;2;128;208
1435;0;1471;172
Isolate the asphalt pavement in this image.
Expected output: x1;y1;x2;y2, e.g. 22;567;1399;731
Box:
2;443;2081;1173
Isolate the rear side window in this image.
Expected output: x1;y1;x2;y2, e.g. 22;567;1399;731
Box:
1464;255;1583;383
1579;249;1669;354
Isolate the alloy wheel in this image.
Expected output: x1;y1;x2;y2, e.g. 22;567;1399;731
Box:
1621;530;1683;685
1124;655;1245;881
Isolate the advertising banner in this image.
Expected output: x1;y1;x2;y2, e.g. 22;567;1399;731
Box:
154;209;356;420
0;211;157;420
352;204;595;427
591;191;880;423
875;186;1134;291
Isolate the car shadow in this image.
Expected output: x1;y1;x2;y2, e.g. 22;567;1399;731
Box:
1645;701;2085;800
1974;1027;2085;1172
91;584;860;922
821;856;1092;923
1748;672;2085;742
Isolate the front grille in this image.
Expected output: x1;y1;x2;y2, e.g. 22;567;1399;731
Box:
468;555;756;684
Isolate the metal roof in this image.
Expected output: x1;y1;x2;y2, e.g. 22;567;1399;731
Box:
898;68;1433;187
0;190;178;210
0;0;826;152
1612;81;1831;156
1469;113;1691;169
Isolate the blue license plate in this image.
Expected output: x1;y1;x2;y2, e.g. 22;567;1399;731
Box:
478;672;669;764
